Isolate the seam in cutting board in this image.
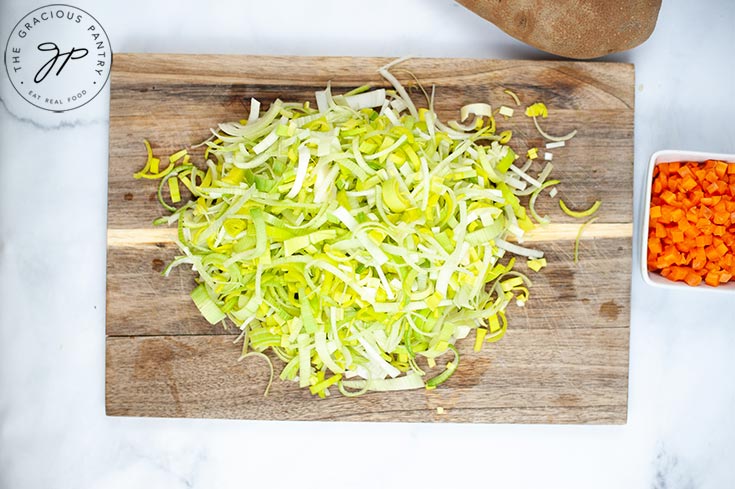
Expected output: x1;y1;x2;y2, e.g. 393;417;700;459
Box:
106;223;633;246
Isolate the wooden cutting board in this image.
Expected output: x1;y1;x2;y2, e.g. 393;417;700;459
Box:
106;54;634;424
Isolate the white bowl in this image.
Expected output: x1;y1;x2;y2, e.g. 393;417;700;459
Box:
641;149;735;291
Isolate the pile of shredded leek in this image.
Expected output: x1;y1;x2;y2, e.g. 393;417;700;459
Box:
134;59;576;397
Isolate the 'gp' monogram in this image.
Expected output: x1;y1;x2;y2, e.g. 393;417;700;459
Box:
34;42;88;83
4;4;111;112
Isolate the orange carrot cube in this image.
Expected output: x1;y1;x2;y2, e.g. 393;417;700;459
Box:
705;270;721;287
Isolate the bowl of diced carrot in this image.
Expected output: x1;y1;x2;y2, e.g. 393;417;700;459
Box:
642;150;735;290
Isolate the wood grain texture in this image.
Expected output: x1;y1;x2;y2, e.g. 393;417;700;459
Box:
106;329;628;423
106;54;634;423
106;237;632;337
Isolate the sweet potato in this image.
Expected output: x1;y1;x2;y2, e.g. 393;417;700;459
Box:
457;0;662;59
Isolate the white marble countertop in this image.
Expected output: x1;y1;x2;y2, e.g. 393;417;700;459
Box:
1;1;734;487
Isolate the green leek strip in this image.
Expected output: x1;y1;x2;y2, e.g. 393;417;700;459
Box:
157;165;194;212
532;116;577;142
559;199;602;219
527;258;547;272
474;327;488;351
239;351;274;396
341;372;424;392
309;373;343;395
503;89;521;106
529;179;560;224
486;311;507;342
574;217;598;264
191;283;225;324
337;378;371;397
425;345;459;388
168;176;181;203
133;61;584;397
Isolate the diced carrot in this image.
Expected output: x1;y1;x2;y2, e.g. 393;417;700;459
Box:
677;166;693;178
705;270;721;287
691;190;703;205
648;238;663;255
715;161;729;178
648;160;735;287
652;179;663;194
683;226;699;239
705;246;722;261
686;208;698;222
685;271;703;286
669;177;682;192
680;177;698;192
648;237;662;255
661;190;677;204
714;211;729;225
677;243;693;254
669;266;688;281
692;250;707;270
661;206;673;223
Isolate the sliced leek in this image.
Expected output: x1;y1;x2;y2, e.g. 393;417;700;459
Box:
134;61;582;397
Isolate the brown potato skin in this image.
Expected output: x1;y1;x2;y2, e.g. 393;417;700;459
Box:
457;0;662;59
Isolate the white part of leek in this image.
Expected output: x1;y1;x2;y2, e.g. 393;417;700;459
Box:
248;98;261;124
495;238;544;258
286;145;312;199
345;89;386;110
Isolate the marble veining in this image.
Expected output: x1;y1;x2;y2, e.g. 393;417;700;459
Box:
0;97;108;131
653;446;694;489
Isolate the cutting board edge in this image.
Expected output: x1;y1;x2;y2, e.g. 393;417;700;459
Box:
104;53;634;424
110;51;635;68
